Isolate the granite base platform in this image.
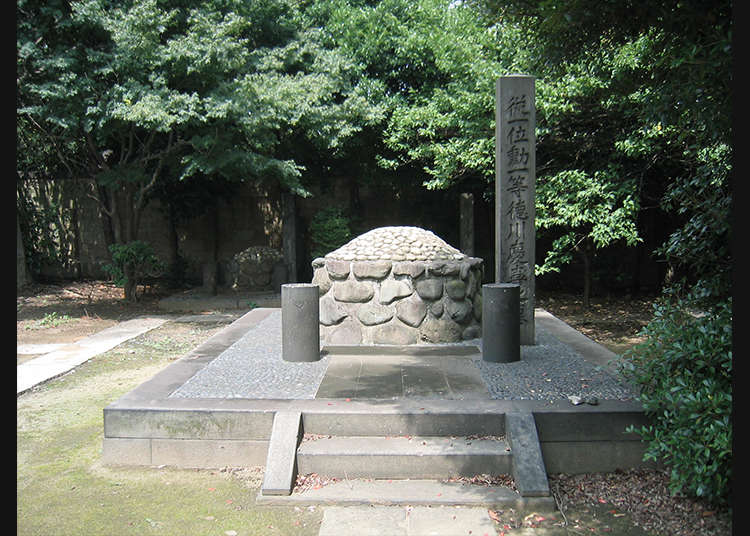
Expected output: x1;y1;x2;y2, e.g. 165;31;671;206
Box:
102;307;652;479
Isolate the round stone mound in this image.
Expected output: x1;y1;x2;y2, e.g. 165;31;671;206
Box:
325;226;466;262
313;226;483;346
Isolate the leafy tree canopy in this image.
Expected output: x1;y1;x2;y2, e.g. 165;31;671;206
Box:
344;0;731;298
17;0;387;240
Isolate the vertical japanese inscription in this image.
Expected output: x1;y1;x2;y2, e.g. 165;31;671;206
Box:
495;76;535;345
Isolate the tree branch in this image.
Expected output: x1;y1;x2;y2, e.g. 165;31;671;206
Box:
85;131;109;172
135;131;176;210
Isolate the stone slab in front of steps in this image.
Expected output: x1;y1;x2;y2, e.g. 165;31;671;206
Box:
256;478;556;510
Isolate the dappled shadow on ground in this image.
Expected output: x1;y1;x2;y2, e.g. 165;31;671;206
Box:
16;281;169;350
17;281;167;322
536;290;657;354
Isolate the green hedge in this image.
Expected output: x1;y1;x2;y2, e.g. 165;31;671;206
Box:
620;295;732;505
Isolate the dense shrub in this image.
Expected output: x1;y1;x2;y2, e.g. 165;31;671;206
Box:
103;241;165;301
619;293;732;505
309;207;352;260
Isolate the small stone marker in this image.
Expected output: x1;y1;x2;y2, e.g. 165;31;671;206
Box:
481;283;520;363
281;284;320;362
495;75;536;345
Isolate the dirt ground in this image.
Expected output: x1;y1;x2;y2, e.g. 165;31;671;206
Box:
535;289;656;355
16;281;654;355
16;281;731;535
17;281;168;364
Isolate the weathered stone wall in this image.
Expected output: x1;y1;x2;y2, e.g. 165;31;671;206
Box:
226;245;286;291
21;179;283;285
176;186;282;286
22;173;494;290
312;227;483;345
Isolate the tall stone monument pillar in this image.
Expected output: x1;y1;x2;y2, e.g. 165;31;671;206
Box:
495;75;535;345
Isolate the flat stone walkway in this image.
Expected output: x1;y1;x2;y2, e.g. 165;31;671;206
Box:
17;316;170;394
171;310;330;399
319;505;498;536
317;353;489;399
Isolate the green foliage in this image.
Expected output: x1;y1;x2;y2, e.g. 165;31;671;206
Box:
657;141;732;297
103;241;165;300
25;312;74;330
17;0;388;247
619;294;732;505
346;0;731;292
17;186;62;275
309;206;352;259
335;0;521;190
535;168;641;275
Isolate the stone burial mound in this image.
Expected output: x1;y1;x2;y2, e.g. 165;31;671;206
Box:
311;226;483;345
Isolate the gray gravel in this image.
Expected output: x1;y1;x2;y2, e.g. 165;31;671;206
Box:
476;329;635;401
171;310;329;399
170;309;635;401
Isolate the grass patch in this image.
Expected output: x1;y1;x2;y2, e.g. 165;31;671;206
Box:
17;319;323;536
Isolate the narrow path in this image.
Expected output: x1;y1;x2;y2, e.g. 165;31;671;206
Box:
17;316;169;394
318;505;499;536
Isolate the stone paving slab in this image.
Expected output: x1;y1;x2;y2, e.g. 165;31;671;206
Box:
506;413;550;497
318;505;497;536
261;411;302;495
170;310;329;399
296;435;512;480
317;353;489;400
17;316;169;394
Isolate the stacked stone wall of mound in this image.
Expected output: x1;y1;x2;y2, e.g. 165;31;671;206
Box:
312;257;483;345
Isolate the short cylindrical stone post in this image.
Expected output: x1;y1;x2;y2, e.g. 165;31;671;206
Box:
281;284;320;362
482;283;520;363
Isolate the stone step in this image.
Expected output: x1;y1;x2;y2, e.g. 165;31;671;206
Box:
256;478;557;510
302;409;506;438
296;435;512;480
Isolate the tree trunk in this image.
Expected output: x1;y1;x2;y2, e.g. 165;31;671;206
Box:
123;264;138;302
95;182;116;251
17;209;29;290
582;238;592;309
203;205;219;296
166;206;181;288
115;185;142;302
282;192;297;283
69;182;83;279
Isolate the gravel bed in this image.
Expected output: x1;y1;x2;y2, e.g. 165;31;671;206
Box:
476;328;636;401
170;309;636;401
170;310;329;399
